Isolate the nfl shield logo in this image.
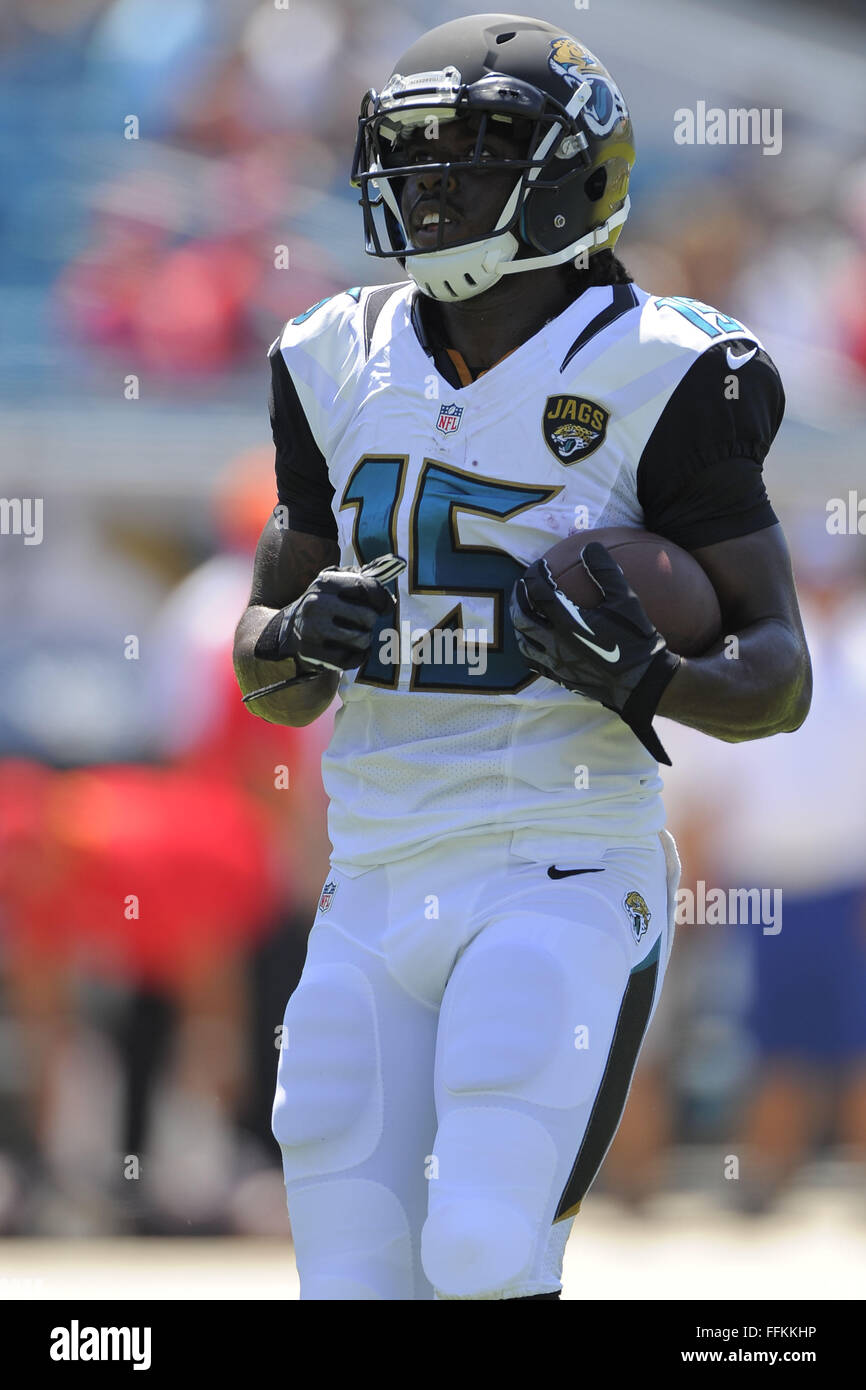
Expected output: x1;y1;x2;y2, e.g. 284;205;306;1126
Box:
318;880;337;913
436;403;464;435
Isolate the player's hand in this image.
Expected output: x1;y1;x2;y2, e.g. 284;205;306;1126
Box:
255;554;406;673
509;542;680;765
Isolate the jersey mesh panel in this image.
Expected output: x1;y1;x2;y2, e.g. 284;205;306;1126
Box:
328;694;514;808
595;460;642;530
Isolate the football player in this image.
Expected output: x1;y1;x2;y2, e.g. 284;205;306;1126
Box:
233;14;811;1300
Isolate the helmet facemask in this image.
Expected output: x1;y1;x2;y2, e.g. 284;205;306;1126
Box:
351;67;609;301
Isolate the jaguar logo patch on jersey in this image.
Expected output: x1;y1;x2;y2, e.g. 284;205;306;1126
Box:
318;880;338;913
436;403;464;435
543;396;609;464
624;890;651;942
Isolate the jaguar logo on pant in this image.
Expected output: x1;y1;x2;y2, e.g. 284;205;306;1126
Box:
624;889;651;941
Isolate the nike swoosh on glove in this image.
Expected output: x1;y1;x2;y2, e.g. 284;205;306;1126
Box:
509;542;680;765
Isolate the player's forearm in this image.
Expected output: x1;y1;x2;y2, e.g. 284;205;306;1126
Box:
233;605;339;726
656;617;811;741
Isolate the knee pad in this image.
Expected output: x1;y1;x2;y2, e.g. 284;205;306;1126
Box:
272;963;382;1179
290;1178;416;1301
438;929;626;1108
422;1107;557;1297
422;1197;533;1297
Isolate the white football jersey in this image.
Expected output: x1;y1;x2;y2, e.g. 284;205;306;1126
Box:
272;281;778;873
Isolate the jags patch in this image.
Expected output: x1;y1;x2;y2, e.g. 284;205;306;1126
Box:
624;891;651;943
543;395;609;464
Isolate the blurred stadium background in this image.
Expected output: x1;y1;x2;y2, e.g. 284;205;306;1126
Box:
0;0;864;1299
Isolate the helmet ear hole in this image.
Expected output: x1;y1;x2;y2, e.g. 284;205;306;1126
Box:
584;168;607;202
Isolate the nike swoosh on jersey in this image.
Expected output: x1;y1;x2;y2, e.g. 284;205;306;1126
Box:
725;343;758;370
552;586;622;663
547;866;605;879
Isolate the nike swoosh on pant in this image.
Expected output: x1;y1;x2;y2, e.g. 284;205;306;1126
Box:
547;866;605;879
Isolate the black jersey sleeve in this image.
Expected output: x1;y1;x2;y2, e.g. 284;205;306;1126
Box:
268;338;338;540
636;341;783;551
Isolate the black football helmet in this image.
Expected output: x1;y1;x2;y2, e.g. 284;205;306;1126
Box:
351;13;635;301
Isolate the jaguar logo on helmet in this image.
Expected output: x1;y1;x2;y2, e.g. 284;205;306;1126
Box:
583;78;629;137
543;396;609;464
549;37;628;137
549;37;601;81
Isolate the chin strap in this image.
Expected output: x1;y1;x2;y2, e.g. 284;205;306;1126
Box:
407;196;630;302
406;228;520;301
498;197;631;277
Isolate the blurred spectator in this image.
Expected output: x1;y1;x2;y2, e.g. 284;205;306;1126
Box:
0;449;333;1234
661;527;866;1212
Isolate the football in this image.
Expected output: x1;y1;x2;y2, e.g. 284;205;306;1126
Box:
540;526;722;657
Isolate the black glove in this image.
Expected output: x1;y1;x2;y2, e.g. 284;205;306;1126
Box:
509;542;680;765
244;554;405;703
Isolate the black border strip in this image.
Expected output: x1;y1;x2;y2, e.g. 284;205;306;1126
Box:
554;935;660;1221
363;283;405;358
559;283;639;373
